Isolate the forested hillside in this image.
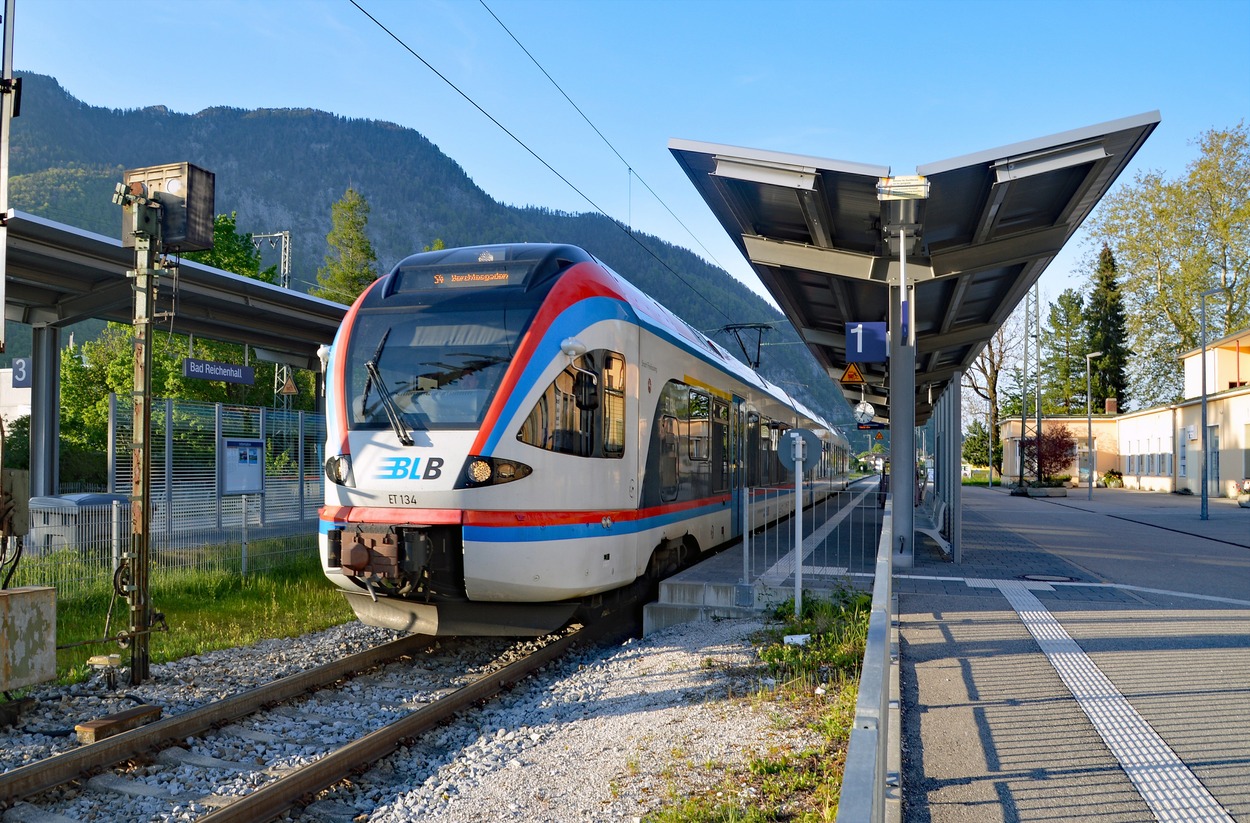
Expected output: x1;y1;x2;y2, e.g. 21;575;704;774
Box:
7;72;848;424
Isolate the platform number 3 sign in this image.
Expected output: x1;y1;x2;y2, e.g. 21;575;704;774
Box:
11;357;31;388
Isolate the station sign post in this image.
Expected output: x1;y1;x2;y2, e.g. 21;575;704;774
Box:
779;427;822;618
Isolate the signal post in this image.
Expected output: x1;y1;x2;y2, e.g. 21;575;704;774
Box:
113;164;214;685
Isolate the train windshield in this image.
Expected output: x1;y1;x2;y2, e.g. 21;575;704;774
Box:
344;308;520;431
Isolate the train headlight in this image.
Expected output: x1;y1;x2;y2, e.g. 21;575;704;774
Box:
455;455;533;488
325;454;355;486
468;459;493;484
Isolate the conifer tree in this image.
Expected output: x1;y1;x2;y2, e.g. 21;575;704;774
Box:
1041;288;1086;414
184;212;278;284
314;187;378;303
1084;245;1131;411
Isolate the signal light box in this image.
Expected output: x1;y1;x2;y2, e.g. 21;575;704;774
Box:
122;162;215;253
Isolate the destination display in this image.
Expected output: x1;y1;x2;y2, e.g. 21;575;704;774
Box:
405;268;517;290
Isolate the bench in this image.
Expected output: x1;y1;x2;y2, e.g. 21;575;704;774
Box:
914;495;951;558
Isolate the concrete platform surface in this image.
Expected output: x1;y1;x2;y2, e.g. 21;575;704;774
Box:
899;486;1250;823
656;480;1250;821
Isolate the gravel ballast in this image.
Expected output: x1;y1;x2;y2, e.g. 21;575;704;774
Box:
2;617;826;822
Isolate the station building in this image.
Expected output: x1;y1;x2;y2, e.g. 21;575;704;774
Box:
1000;326;1250;498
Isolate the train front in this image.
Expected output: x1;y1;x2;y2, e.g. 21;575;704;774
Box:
319;244;592;636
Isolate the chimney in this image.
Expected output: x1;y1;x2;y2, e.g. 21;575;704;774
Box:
1104;398;1118;415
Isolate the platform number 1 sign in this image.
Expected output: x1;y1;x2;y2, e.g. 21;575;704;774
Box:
846;322;887;363
11;358;31;388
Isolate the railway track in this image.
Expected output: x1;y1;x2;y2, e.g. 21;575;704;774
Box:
1;617;622;822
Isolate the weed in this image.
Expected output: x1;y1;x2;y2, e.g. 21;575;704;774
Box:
47;553;352;683
641;592;868;823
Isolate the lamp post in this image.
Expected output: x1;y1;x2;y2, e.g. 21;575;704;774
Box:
1200;288;1221;521
1086;351;1103;500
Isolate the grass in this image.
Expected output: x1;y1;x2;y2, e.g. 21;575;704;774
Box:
45;550;353;684
640;588;870;822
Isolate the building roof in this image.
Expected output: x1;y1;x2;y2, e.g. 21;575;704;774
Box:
4;210;346;368
670;112;1160;424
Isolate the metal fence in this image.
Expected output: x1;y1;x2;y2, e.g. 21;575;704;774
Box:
836;494;900;823
16;396;325;600
743;478;883;589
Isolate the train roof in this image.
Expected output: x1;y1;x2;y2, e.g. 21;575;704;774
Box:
376;243;845;442
586;254;845;442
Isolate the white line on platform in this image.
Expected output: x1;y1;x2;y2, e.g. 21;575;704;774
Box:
996;579;1234;823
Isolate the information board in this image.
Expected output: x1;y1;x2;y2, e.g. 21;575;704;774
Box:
220;438;264;495
778;428;823;472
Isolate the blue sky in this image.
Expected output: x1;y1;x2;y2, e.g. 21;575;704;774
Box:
16;0;1250;305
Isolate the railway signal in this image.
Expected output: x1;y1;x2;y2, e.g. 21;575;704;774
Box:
113;163;214;685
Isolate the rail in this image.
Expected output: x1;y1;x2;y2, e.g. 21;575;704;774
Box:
0;633;435;803
835;494;900;823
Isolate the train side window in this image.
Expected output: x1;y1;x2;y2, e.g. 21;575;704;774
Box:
659;414;679;501
759;417;772;485
518;354;593;457
688;390;710;461
747;413;760;487
517;348;624;459
603;353;626;457
711;400;729;492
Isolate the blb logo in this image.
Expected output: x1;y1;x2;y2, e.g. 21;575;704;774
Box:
377;456;444;481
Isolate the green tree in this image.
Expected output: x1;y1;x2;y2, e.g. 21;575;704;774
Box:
1089;122;1249;406
963;311;1023;476
962;418;1001;469
184;212;278;284
1041;288;1087;414
314;187;378;303
1084;245;1131;411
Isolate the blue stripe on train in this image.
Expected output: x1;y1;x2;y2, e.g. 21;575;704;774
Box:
480;296;634;454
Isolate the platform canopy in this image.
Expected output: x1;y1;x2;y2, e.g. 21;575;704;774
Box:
4;210;345;368
670;112;1159;425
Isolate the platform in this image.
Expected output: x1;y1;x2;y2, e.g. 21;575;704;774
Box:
646;481;1250;821
897;485;1250;822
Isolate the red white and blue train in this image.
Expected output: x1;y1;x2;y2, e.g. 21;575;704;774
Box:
320;243;850;635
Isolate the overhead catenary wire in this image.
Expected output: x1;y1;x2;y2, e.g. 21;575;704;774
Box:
477;0;730;274
346;1;736;325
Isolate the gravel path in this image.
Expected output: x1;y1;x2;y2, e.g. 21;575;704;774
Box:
2;617;821;822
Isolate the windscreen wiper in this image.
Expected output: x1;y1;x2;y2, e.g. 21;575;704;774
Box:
363;328;414;446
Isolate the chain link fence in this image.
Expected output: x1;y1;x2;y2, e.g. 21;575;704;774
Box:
15;396;324;600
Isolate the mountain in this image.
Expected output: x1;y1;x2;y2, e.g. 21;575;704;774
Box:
7;72;849;425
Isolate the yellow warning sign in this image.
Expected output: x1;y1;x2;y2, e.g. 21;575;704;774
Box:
280;375;299;395
840;363;866;384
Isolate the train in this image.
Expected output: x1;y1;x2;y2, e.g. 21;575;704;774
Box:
319;243;851;635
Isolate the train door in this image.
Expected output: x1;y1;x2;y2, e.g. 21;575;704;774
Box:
627;330;642;510
730;399;745;539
